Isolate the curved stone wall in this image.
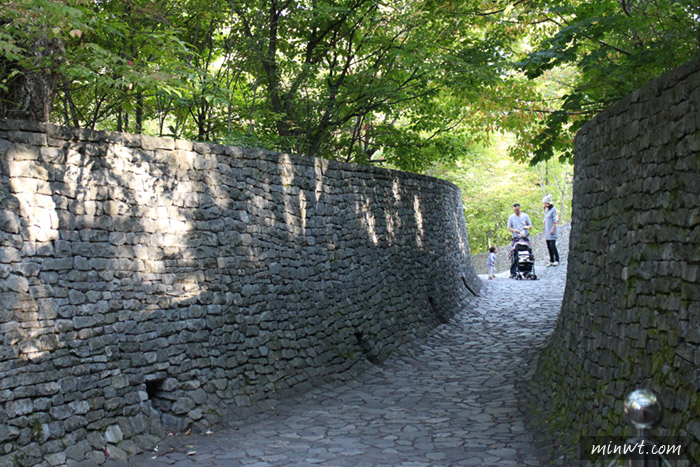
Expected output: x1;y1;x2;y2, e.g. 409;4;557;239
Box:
532;55;700;461
0;119;480;465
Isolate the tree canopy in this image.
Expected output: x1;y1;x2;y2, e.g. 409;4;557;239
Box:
511;0;700;163
1;0;698;169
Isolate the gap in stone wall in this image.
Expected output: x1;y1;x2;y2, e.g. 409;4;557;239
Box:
462;276;479;296
427;296;449;324
354;331;380;364
145;378;167;413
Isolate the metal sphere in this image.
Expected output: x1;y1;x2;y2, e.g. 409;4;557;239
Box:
623;389;662;430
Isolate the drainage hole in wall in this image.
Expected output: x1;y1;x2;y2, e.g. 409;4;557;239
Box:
145;378;166;411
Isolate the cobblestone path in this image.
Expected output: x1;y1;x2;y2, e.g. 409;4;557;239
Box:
129;260;566;467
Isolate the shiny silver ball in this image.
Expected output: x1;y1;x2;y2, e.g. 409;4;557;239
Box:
624;389;662;430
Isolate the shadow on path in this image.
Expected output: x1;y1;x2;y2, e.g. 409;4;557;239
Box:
127;260;567;467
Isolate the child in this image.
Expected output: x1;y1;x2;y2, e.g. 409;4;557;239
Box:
487;246;497;279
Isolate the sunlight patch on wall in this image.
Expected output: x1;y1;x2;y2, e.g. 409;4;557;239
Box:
356;197;378;245
385;210;395;243
279;154;304;238
454;207;468;256
314;158;327;203
392;178;401;203
298;190;307;237
5;297;55;362
414;194;424;248
8;161;58;243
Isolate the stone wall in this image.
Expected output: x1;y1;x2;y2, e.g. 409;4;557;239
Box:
532;54;700;461
0;119;480;466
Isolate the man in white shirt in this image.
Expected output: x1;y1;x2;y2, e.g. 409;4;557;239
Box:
507;203;532;278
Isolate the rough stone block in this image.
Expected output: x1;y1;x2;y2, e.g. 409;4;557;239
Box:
104;425;124;444
104;444;128;461
65;440;90;462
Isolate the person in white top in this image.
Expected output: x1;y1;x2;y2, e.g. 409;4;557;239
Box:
542;194;560;266
506;203;532;278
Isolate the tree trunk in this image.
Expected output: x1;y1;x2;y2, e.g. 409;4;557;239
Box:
61;79;81;128
262;0;292;142
117;105;124;132
135;89;144;133
0;35;64;122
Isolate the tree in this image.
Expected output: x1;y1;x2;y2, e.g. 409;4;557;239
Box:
2;0;513;171
227;0;485;169
0;0;80;121
51;0;196;133
509;0;700;163
3;0;697;168
535;159;572;222
1;0;196;130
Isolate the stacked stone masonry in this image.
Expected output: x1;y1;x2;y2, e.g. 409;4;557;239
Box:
0;120;481;466
532;54;700;462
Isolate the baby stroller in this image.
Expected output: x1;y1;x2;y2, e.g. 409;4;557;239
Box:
510;236;537;280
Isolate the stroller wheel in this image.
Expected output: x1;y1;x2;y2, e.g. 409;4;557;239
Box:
516;275;522;280
530;274;537;280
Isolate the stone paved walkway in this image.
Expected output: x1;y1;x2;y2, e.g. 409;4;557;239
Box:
128;259;566;467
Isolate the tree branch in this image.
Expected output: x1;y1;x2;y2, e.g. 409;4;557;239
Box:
474;0;527;17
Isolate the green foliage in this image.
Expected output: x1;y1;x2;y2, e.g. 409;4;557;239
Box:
429;134;572;254
2;0;698;166
1;0;511;170
29;417;43;441
511;0;700;163
222;0;492;170
0;0;85;119
1;0;196;125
